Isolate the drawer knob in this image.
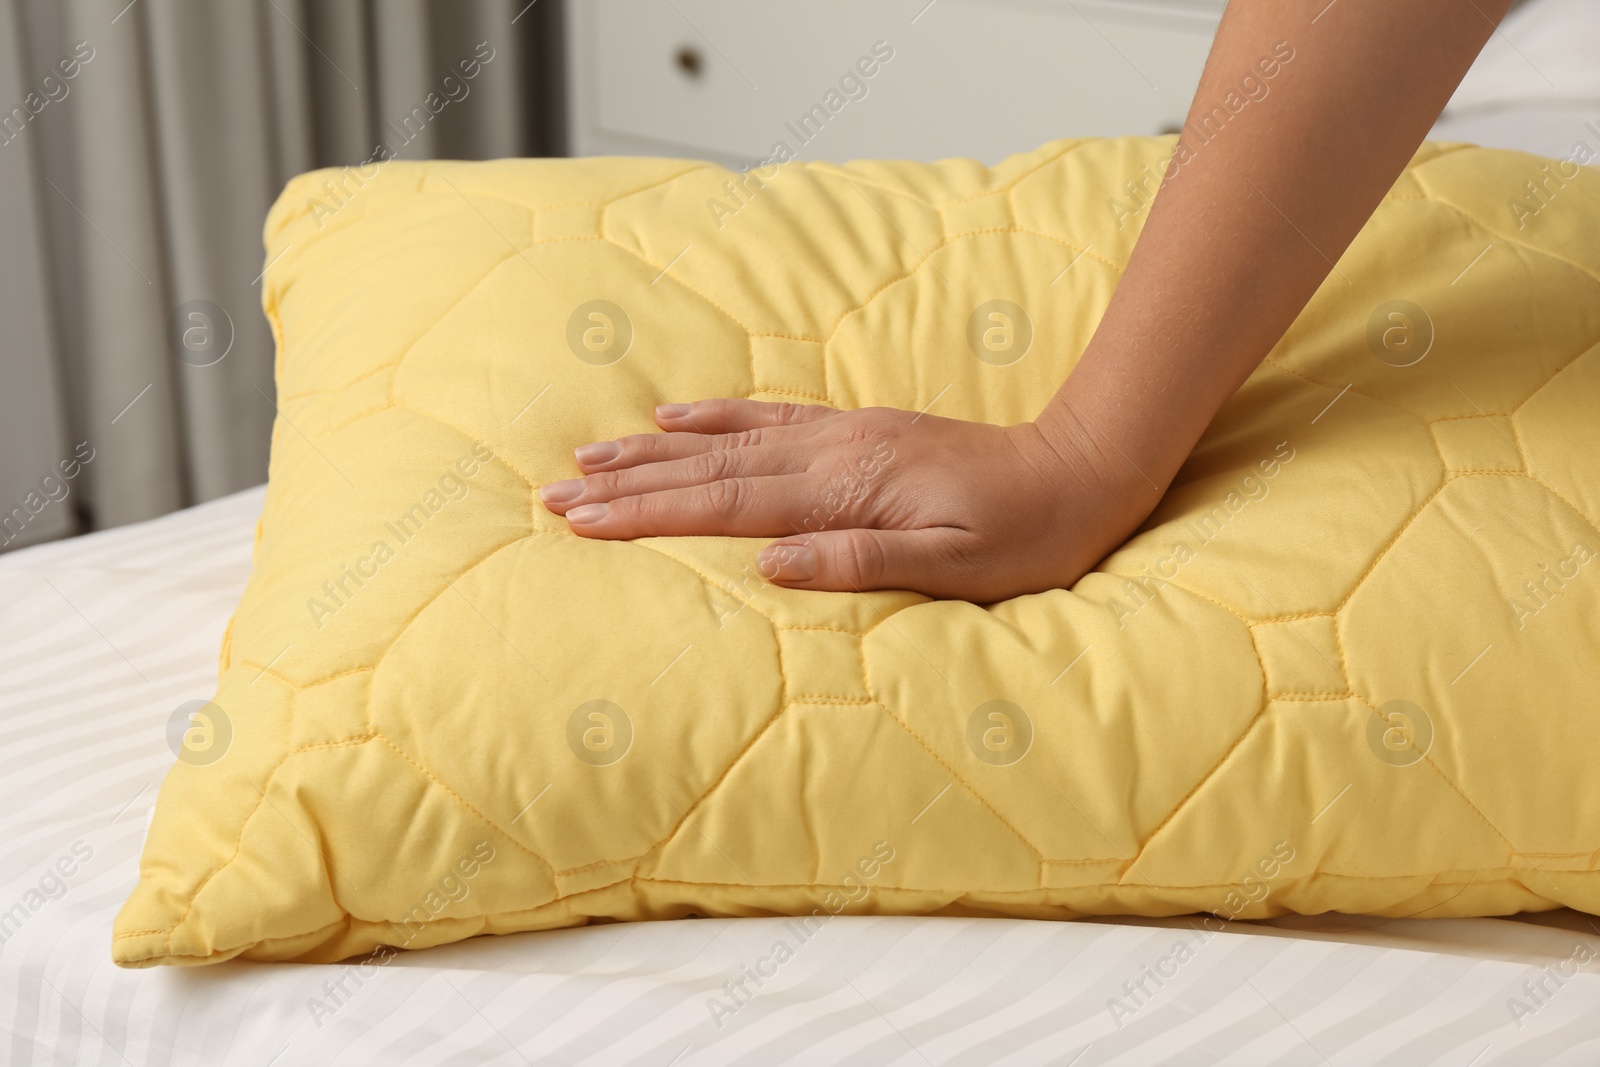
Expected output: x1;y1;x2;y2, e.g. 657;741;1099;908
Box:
675;45;704;79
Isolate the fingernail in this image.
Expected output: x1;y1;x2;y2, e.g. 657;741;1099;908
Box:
574;441;620;466
759;543;816;581
656;403;691;419
538;479;584;504
565;502;609;524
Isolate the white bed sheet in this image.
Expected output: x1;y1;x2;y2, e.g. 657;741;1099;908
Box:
4;488;1600;1066
1429;0;1600;160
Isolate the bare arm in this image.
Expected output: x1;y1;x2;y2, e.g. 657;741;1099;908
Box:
541;0;1512;600
1037;0;1514;497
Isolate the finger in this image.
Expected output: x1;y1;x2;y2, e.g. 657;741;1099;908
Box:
654;398;837;434
561;474;819;539
574;426;817;474
541;445;804;513
756;527;971;594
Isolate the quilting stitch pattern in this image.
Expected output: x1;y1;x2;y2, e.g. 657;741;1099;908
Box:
114;138;1600;967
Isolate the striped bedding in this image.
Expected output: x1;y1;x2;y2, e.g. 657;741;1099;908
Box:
3;487;1599;1065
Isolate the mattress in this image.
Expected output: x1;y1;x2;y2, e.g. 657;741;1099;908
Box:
4;487;1599;1064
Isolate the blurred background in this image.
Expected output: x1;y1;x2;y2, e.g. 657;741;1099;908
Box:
1;0;1593;550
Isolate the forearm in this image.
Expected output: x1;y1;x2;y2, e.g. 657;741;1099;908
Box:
565;1;1516;599
1038;0;1511;491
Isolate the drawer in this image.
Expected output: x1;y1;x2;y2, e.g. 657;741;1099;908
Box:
572;0;1223;164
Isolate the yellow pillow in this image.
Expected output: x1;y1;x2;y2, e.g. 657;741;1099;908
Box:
114;139;1600;967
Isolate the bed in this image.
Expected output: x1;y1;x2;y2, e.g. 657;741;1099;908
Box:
8;0;1600;1060
2;486;1598;1065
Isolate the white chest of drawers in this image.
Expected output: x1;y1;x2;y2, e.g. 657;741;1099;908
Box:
564;0;1227;166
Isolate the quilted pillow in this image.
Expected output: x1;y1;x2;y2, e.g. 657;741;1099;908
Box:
114;138;1600;967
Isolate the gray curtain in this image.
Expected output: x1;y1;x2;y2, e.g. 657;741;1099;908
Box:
0;0;562;550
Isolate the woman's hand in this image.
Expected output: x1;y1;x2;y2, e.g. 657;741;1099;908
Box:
538;399;1161;601
543;0;1508;603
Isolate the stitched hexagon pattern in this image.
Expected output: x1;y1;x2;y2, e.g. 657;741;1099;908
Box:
114;139;1600;967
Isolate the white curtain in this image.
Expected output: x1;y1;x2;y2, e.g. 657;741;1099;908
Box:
0;0;561;549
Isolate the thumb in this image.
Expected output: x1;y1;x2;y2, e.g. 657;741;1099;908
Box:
757;528;963;594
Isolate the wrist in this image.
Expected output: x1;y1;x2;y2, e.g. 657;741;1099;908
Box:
1025;399;1167;523
1036;350;1210;496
